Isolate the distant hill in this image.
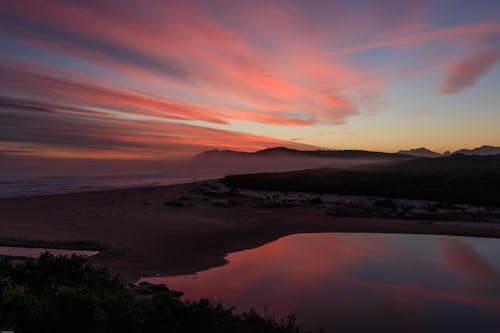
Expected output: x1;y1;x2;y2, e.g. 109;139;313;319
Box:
194;146;414;161
453;145;500;156
190;146;500;177
191;147;416;174
397;147;441;158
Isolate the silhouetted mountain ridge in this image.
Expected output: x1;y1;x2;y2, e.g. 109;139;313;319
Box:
453;145;500;156
191;147;415;174
194;146;413;161
196;145;500;162
397;147;441;158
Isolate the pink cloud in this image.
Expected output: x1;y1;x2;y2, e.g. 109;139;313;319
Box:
0;61;315;159
0;99;314;160
0;1;498;159
0;0;378;126
378;23;430;37
439;49;500;94
325;96;352;109
330;21;500;55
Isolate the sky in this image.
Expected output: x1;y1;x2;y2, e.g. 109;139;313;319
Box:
1;0;500;161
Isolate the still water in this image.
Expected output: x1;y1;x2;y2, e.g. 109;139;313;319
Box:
141;233;500;332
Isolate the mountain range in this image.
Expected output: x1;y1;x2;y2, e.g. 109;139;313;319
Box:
399;145;500;157
196;145;500;161
195;146;412;161
191;145;500;174
190;146;413;174
453;145;500;156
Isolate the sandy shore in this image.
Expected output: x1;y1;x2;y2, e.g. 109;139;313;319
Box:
1;179;500;283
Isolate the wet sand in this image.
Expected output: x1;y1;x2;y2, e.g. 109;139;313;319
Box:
1;180;500;283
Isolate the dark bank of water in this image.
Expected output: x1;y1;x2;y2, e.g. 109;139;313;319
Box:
141;233;500;333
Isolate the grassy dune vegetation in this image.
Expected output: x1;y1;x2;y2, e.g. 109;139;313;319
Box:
0;254;303;333
221;154;500;207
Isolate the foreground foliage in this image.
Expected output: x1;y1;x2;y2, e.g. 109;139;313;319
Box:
0;254;303;333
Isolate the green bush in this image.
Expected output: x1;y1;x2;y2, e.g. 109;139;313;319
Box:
0;254;303;333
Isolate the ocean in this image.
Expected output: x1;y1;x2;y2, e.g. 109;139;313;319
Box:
0;171;221;198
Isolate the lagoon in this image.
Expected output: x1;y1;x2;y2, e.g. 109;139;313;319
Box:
141;233;500;332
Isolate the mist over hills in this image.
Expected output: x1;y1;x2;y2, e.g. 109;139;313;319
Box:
196;145;500;160
190;146;414;174
192;145;500;170
195;146;412;160
190;146;500;188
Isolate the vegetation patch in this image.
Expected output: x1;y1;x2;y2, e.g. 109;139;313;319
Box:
0;254;304;333
221;165;500;207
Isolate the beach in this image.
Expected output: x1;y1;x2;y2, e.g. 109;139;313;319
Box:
1;179;500;283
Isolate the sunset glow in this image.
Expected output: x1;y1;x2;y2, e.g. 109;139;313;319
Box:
1;0;499;159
